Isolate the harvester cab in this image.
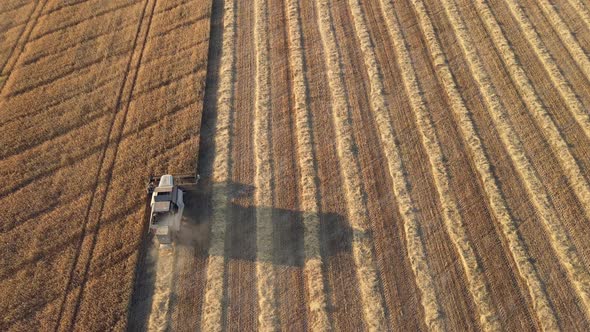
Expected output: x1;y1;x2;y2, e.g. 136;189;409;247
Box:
147;173;198;247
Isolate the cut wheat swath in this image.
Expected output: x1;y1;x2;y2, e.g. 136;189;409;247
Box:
565;0;590;30
200;0;236;330
440;0;590;325
531;0;590;81
345;0;444;330
474;0;590;241
501;0;590;143
314;0;387;330
375;0;498;329
408;0;559;329
285;0;331;330
253;0;279;329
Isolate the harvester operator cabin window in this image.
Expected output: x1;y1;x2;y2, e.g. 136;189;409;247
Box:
155;193;172;202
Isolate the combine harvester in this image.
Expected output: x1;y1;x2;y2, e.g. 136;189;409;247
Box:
146;173;199;248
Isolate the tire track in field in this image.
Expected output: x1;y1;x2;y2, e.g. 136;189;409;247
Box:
253;0;279;330
52;0;156;329
0;0;47;94
285;0;331;330
531;0;590;81
199;0;236;330
375;0;498;329
501;0;590;143
440;0;590;324
408;0;559;329
474;0;590;238
314;0;389;329
346;0;445;329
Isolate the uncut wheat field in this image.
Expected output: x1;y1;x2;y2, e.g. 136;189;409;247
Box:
2;0;590;330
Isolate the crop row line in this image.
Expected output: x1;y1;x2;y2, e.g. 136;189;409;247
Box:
199;0;237;330
371;0;499;329
442;0;590;327
473;0;590;321
534;0;590;82
285;0;331;329
408;0;559;329
314;0;389;330
253;0;279;329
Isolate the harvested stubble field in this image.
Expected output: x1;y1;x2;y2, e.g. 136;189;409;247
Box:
2;0;590;330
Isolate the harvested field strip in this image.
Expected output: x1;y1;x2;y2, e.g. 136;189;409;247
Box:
253;0;279;329
53;0;157;329
375;0;497;329
533;0;590;81
501;0;590;142
441;0;590;324
285;0;330;329
200;0;236;330
0;0;46;93
315;0;389;329
409;0;559;329
346;0;445;329
147;249;174;331
474;0;590;232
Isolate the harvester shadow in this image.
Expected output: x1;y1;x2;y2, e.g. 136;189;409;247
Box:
127;181;371;331
184;181;365;266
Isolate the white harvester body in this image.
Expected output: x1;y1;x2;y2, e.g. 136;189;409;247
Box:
149;175;185;246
